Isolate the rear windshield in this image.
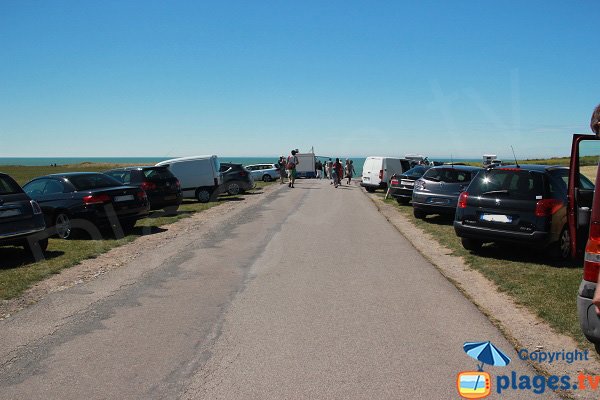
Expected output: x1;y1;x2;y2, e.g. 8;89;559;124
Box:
422;168;475;183
68;174;123;190
403;166;428;179
143;167;175;180
0;175;22;195
468;169;545;200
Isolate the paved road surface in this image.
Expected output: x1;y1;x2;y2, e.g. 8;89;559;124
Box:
0;179;559;399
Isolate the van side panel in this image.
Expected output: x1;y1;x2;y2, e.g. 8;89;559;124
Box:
158;157;221;199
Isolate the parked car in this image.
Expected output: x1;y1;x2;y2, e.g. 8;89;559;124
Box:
453;165;592;259
0;173;48;254
245;164;280;182
104;166;182;213
219;163;255;195
155;156;222;203
389;165;432;204
412;165;482;219
23;173;150;239
361;157;411;192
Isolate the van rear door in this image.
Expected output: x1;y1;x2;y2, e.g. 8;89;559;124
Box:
362;157;382;185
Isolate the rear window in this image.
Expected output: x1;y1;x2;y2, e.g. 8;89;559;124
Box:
0;175;22;195
68;174;123;190
143;167;175;180
422;168;474;183
468;169;545;200
403;166;428;179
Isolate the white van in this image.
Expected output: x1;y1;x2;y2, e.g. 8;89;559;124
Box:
361;156;410;192
156;156;222;203
295;153;316;178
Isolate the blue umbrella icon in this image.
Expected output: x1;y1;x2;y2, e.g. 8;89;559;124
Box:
464;341;511;370
463;341;511;393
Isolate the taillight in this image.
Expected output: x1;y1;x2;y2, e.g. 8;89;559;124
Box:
458;192;468;209
137;190;147;200
390;178;399;186
83;194;111;205
584;222;600;281
239;170;247;177
175;179;181;189
30;200;43;215
141;181;157;191
535;199;562;217
379;170;383;180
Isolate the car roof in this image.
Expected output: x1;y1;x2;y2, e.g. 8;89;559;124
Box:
491;164;565;172
105;166;166;171
428;165;482;172
30;172;107;180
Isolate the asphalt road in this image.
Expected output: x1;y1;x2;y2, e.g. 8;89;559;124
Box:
0;179;559;399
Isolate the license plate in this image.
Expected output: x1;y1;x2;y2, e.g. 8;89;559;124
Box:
481;213;512;223
0;209;21;218
363;177;370;181
401;180;414;187
114;195;134;202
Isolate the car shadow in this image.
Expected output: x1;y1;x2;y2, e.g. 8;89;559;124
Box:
0;248;64;270
421;214;455;225
470;243;577;268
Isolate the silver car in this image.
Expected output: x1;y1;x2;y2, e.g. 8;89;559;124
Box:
412;165;482;219
245;164;280;182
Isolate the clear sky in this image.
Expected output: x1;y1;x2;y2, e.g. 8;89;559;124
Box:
1;1;599;159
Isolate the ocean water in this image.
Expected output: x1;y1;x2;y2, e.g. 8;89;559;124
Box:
0;156;480;178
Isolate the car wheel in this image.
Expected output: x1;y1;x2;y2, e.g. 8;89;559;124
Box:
262;174;272;182
413;208;427;219
227;182;241;196
163;205;179;215
551;226;571;260
54;213;72;239
397;197;410;205
461;237;483;251
365;187;375;193
196;189;211;203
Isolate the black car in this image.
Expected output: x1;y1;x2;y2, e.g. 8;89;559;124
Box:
23;173;150;239
104;166;182;213
389;165;431;204
219;163;255;195
0;173;48;254
453;165;594;259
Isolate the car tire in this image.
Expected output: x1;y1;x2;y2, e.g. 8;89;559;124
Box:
365;187;375;193
227;182;241;196
54;213;72;239
163;205;179;215
196;189;211;203
413;208;427;219
262;174;272;182
461;237;483;251
551;226;571;260
396;197;410;205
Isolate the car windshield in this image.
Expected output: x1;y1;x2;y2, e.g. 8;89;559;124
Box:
0;175;22;195
68;174;123;190
468;169;545;200
422;168;473;183
143;167;175;180
403;166;428;179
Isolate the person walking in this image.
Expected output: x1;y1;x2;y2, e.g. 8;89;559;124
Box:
316;160;323;179
333;158;343;188
277;156;287;184
346;159;356;185
286;150;299;188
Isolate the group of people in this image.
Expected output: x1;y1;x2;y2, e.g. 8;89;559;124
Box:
276;150;356;189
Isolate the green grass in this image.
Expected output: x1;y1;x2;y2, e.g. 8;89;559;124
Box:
0;163;275;300
381;196;589;348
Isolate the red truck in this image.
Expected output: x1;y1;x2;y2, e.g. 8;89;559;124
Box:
573;108;600;352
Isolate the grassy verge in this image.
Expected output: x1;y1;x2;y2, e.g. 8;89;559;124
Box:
0;163;275;300
380;195;588;347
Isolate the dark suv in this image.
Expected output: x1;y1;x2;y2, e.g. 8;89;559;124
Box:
389;165;431;205
454;165;593;259
104;166;182;213
219;163;255;195
0;173;48;254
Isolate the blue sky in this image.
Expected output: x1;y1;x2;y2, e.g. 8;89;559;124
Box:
1;1;599;159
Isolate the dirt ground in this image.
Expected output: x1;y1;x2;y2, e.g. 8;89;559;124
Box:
365;189;600;400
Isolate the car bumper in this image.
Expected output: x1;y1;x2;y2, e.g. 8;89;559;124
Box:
389;187;412;199
0;225;46;244
361;182;386;190
453;221;549;245
578;280;600;344
147;193;183;210
412;201;456;215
